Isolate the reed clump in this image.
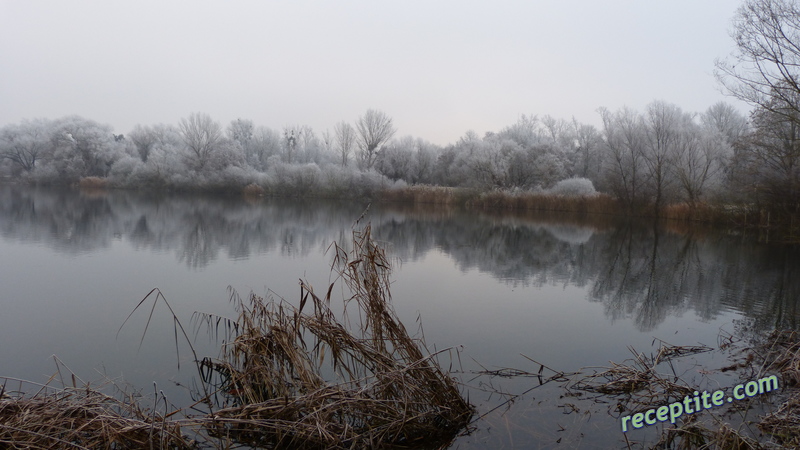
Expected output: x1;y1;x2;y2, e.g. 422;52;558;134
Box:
197;223;473;449
0;381;192;449
242;182;265;197
466;190;620;215
653;422;765;450
569;343;700;405
77;176;110;189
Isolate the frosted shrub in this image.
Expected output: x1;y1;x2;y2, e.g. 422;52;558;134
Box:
29;165;60;184
265;162;323;196
548;178;597;197
108;156;144;186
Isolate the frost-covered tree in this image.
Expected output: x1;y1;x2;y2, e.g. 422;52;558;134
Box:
498;114;541;148
43;116;124;180
296;125;322;164
356;109;395;169
701;102;749;145
282;126;300;164
599;106;648;211
0;119;52;173
249;126;282;170
179;112;224;171
227;119;254;156
642;101;684;211
570;119;603;181
742;92;800;209
672;121;731;206
375;136;415;182
334;121;356;167
374;136;438;184
698;103;750;200
128;124;159;162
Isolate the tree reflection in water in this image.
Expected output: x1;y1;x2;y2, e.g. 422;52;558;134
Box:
1;185;799;332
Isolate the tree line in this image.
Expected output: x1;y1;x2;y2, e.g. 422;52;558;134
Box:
0;101;755;211
0;100;759;207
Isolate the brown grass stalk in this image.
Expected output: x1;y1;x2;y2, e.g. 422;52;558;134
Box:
242;183;265;197
77;176;109;189
0;380;192;449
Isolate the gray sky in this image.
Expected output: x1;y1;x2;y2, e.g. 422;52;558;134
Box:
1;0;749;145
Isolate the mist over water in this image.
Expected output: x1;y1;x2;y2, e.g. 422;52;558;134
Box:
1;185;798;447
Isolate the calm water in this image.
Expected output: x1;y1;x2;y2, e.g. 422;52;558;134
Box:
1;185;799;448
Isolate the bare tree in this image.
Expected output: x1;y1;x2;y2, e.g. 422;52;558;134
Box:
355;109;396;169
642;101;683;212
321;129;335;155
282;126;299;163
129;124;157;162
334;121;356;167
0;119;50;172
179;112;223;170
571;119;602;179
716;0;800;119
227;119;254;149
599;106;647;211
701;102;749;145
673;123;730;207
250;126;281;170
745;96;800;205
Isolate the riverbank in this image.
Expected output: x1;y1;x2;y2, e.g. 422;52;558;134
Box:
56;177;800;243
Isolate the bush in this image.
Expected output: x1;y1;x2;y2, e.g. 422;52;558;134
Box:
243;183;265;196
548;178;597;197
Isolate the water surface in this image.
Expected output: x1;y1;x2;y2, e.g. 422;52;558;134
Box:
1;185;798;447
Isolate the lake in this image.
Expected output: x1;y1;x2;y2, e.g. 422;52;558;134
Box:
1;185;798;448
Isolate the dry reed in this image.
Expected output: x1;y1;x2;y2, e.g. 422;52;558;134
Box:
662;202;725;223
466;191;620;216
77;176;109;189
0;379;192;449
569;342;701;404
652;422;765;450
195;223;473;448
242;183;265;197
562;330;800;448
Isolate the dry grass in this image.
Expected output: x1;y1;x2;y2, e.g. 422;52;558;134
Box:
242;183;265;197
749;330;800;447
662;202;725;223
757;330;800;387
77;176;109;189
194;222;473;448
466;191;620;215
652;422;765;450
569;344;696;404
759;396;800;447
381;186;620;216
0;379;192;449
561;330;800;448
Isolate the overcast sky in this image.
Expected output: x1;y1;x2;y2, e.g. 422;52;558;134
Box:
1;1;749;145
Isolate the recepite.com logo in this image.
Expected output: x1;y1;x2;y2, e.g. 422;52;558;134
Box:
621;375;778;432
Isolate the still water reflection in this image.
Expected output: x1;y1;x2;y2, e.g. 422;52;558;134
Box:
0;185;798;447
